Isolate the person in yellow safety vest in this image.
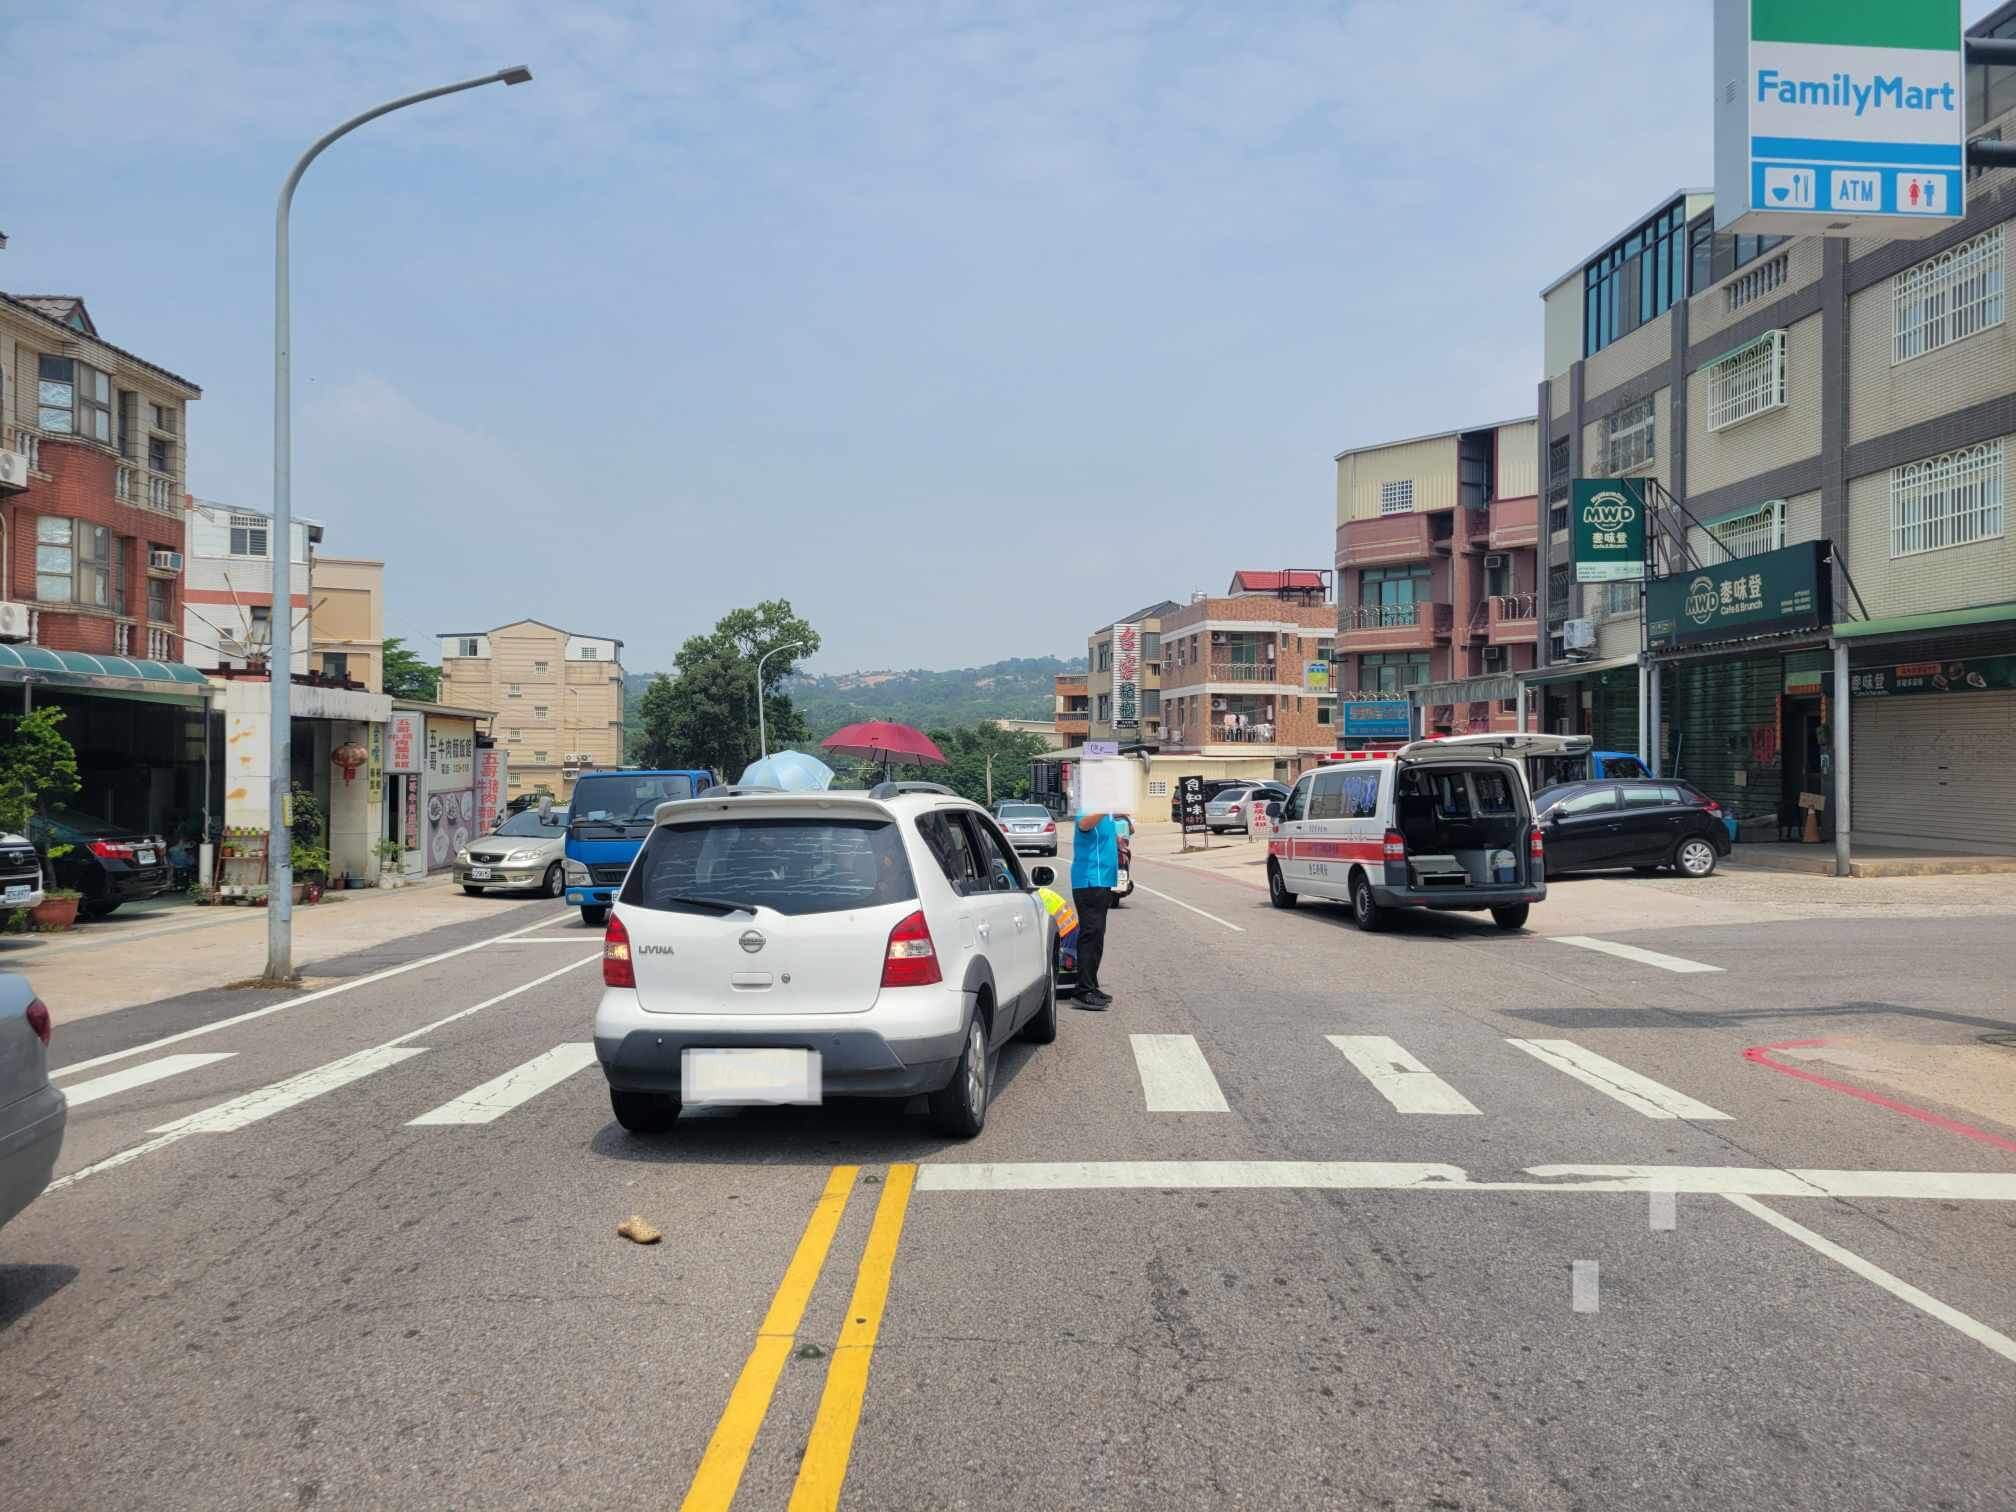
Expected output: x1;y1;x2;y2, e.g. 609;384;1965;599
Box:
1036;884;1081;989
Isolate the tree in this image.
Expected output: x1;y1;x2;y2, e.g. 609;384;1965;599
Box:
0;708;81;834
382;638;439;702
925;723;1050;806
657;600;822;780
632;673;682;767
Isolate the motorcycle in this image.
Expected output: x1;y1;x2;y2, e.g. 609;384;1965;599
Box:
1113;816;1134;905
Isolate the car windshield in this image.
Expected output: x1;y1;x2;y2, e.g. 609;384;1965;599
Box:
34;807;131;841
570;774;697;833
494;811;565;839
622;817;916;917
999;804;1048;819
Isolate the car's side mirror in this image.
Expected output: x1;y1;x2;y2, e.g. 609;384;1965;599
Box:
1030;865;1056;887
1265;801;1283;820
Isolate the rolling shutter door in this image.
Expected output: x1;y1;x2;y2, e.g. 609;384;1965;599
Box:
1853;692;2016;849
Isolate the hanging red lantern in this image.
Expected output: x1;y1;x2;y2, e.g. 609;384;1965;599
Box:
333;741;369;785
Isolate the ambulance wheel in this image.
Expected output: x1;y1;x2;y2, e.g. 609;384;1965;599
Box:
1268;861;1299;910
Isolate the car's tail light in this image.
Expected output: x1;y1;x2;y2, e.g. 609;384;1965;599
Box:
88;840;136;861
602;912;635;988
1530;826;1546;859
1382;829;1407;861
1042;821;1055;833
25;997;50;1046
1228;804;1242;816
882;910;942;988
1701;797;1725;817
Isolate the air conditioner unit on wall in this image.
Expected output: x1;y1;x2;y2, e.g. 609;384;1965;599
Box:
0;450;28;491
150;549;184;573
1562;618;1597;654
1482;646;1506;670
0;603;30;643
1483;553;1506;569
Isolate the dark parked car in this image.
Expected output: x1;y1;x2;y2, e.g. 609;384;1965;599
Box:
1533;780;1730;878
1170;777;1251;822
31;807;172;918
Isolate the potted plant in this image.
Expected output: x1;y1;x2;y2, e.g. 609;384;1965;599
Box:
374;837;406;888
293;841;330;904
31;887;81;931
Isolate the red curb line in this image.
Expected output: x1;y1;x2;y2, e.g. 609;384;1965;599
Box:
1743;1037;2016;1154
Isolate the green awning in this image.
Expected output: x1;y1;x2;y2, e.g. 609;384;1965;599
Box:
1519;653;1641;685
1833;602;2016;641
0;644;214;706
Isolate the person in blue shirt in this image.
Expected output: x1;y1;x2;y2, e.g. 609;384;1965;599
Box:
1069;809;1125;1009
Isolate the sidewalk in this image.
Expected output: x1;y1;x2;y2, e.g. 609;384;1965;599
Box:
3;877;561;1024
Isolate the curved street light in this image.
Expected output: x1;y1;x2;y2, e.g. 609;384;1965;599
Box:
267;66;532;981
755;641;810;761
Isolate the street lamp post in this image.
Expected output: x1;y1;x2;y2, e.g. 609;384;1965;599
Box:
266;66;531;982
755;641;809;761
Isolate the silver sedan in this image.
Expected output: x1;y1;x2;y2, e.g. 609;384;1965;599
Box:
456;809;569;897
0;973;64;1233
1205;784;1287;833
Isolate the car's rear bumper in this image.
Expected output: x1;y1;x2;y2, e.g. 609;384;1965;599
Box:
1370;880;1546;912
0;1085;66;1230
97;865;171;902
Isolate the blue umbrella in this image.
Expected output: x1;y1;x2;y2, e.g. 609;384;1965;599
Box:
738;750;835;792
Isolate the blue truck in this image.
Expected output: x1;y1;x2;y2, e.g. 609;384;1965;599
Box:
563;767;716;924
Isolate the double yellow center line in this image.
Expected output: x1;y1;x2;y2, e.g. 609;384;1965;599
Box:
679;1163;917;1512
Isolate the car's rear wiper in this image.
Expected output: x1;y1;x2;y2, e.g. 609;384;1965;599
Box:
664;894;757;914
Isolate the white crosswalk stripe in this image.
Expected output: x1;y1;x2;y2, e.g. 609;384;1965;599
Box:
1130;1033;1231;1112
1505;1038;1731;1120
148;1046;427;1135
61;1053;237;1109
1550;936;1723;974
1327;1036;1480;1115
408;1043;600;1125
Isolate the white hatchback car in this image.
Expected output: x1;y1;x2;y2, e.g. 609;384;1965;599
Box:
593;783;1058;1138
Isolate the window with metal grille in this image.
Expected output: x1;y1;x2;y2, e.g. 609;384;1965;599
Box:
1546;436;1570;501
1379;479;1414;515
1705;330;1787;431
1889;441;2005;558
1703;500;1785;563
1596;581;1639;617
1604;398;1655;475
1892;230;2004;365
229;514;269;557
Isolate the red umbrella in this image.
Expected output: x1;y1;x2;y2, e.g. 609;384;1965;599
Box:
820;720;948;767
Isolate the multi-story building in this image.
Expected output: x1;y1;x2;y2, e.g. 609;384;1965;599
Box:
437;619;624;800
1;293;199;662
309;557;384;691
183;498;319;674
1332;421;1541;733
1531;4;2016;854
1085;600;1178;744
1053;671;1089;742
1159;571;1339;781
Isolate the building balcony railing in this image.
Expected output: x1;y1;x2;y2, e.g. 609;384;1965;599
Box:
1338;601;1451;651
1336;511;1435;569
1456;505;1490;549
1485;593;1539;645
1488;495;1540;549
11;429;42;474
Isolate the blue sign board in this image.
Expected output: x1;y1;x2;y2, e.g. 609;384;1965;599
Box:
1340;700;1412;739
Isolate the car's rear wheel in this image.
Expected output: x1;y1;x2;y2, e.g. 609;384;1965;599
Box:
1268;861;1299;910
1491;904;1531;931
1022;954;1058;1044
928;1007;991;1137
80;900;120;919
581;904;609;927
1350;871;1387;932
541;863;564;898
463;884;485;897
610;1088;680;1134
1674;836;1719;878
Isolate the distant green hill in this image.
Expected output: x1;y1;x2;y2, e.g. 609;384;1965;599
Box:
623;655;1085;743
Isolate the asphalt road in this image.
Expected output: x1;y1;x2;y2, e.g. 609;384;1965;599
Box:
4;854;2015;1510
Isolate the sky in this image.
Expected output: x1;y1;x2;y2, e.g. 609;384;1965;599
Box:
8;2;2002;674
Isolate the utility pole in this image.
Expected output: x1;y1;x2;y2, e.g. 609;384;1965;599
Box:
754;640;809;761
986;752;994;805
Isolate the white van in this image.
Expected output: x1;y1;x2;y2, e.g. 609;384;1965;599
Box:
1264;734;1592;932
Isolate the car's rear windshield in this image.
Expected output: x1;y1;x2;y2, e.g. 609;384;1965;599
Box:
999;804;1048;818
571;774;697;834
621;817;917;917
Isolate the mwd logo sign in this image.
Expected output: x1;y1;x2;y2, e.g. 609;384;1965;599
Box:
1714;0;1964;240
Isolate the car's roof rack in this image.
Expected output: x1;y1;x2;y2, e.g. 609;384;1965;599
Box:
868;781;957;800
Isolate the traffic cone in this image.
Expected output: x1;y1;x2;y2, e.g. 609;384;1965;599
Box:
1802;807;1820;844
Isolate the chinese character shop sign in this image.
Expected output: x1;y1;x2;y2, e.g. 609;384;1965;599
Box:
1646;541;1832;650
386;711;421;774
1572;479;1646;584
1112;622;1142;728
1850;654;2016;698
1714;0;1964;239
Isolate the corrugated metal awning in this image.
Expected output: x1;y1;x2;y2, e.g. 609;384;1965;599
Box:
1519;654;1641;686
0;644;214;705
1833;601;2016;641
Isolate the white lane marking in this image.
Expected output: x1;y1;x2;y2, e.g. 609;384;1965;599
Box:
1726;1193;2016;1366
1571;1260;1600;1313
408;1042;599;1125
150;1046;426;1133
1649;1188;1677;1231
1505;1038;1731;1120
1550;935;1723;974
1131;883;1245;933
1129;1034;1231;1112
61;1053;238;1109
1327;1035;1480;1115
49;911;576;1081
49;954;598;1193
914;1162;2016;1200
491;937;593;944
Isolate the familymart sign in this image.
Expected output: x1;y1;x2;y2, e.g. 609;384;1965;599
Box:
1713;0;1964;239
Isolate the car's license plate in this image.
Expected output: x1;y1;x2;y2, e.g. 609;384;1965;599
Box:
683;1047;821;1105
469;867;492;880
137;848;157;865
1116;868;1130;890
1013;824;1037;832
4;885;30;903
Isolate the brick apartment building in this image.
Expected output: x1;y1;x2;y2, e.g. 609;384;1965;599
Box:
1;294;199;660
1053;671;1088;741
1160;571;1339;778
1085;600;1178;744
1332;419;1540;734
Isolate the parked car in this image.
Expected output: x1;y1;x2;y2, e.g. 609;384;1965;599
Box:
30;808;171;918
593;780;1057;1138
1205;783;1289;834
1169;777;1250;822
1526;748;1650;794
0;832;45;913
994;802;1060;856
1266;734;1592;931
0;973;64;1233
457;808;569;896
1532;779;1730;878
565;768;718;925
